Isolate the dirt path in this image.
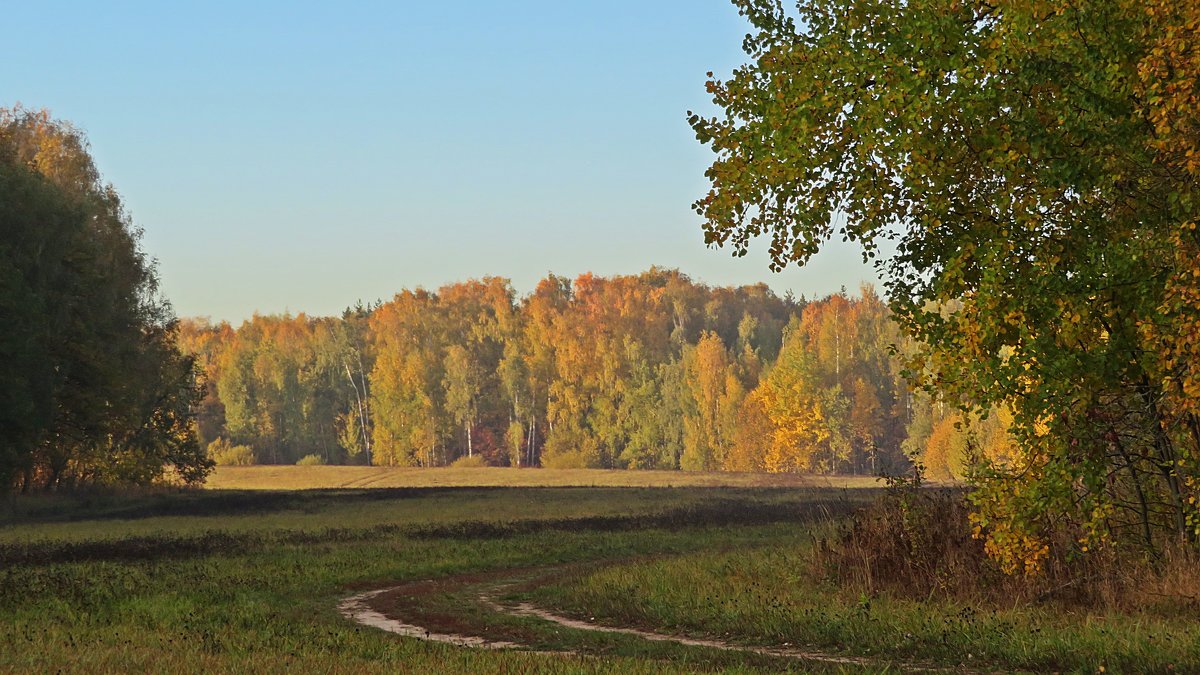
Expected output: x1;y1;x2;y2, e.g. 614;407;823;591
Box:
338;565;971;672
477;588;875;667
339;586;521;650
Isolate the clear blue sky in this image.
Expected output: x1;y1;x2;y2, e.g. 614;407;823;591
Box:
6;1;878;322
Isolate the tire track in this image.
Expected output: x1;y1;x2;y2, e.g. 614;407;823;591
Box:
338;567;975;672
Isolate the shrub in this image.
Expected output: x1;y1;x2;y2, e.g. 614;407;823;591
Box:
815;473;998;601
540;428;599;469
449;454;487;468
207;439;255;466
295;454;326;466
815;467;1200;612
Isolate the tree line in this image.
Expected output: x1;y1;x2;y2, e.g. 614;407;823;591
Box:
180;275;983;474
0;106;996;493
0;105;1007;494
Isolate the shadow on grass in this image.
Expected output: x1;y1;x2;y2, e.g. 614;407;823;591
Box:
2;488;463;524
3;485;881;526
0;497;861;566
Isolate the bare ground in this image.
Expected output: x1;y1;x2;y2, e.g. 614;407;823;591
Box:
338;563;976;673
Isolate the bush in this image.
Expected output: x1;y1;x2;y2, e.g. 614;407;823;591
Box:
207;439;255;466
815;468;1200;612
541;449;590;469
295;454;326;466
815;473;998;600
449;454;487;468
540;428;600;468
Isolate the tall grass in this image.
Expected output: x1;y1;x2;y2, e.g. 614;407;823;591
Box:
815;480;1200;613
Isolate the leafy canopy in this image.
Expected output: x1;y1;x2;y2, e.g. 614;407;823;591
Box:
693;0;1200;569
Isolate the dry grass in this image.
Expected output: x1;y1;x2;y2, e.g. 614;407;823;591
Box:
203;465;884;490
815;482;1200;614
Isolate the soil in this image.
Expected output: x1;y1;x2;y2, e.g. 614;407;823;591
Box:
337;563;975;672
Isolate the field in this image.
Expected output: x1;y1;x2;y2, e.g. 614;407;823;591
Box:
2;471;1197;673
203;466;884;490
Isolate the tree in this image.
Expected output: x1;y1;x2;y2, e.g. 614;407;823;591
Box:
368;290;445;466
681;332;738;471
0;107;209;490
443;344;482;458
755;332;829;473
693;0;1200;568
725;389;772;472
511;275;571;467
185;269;827;474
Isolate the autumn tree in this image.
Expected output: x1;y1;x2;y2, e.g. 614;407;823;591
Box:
725;390;772;472
681;332;743;471
437;277;516;464
0;107;208;491
177;319;234;450
368;290;445;466
505;275;571;467
693;0;1200;566
443;344;483;458
187;269;925;478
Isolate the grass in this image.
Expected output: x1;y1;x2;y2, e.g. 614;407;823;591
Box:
204;465;886;490
5;477;1190;672
0;485;874;673
525;539;1200;672
0;486;872;544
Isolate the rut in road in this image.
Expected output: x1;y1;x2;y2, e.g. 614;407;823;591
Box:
338;565;979;672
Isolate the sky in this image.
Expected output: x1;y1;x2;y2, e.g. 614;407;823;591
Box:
5;1;879;322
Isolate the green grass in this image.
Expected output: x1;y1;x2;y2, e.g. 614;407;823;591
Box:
0;486;872;673
5;483;1190;673
0;486;872;544
525;540;1200;673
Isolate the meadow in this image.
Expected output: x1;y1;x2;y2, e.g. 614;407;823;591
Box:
2;470;1197;673
203;465;884;490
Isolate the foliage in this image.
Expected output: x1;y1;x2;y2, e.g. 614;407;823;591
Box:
737;289;911;474
694;0;1200;567
0;107;209;491
184;312;371;466
295;453;326;466
207;439;255;466
184;276;934;474
185;272;929;473
449;454;488;468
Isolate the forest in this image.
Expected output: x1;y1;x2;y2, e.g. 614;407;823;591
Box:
179;275;1003;476
0;101;1001;493
5;0;1200;670
0;0;1194;582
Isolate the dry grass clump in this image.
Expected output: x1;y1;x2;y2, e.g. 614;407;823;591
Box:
815;479;1000;601
815;474;1200;614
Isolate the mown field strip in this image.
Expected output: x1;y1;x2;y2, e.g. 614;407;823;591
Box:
204;465;887;490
